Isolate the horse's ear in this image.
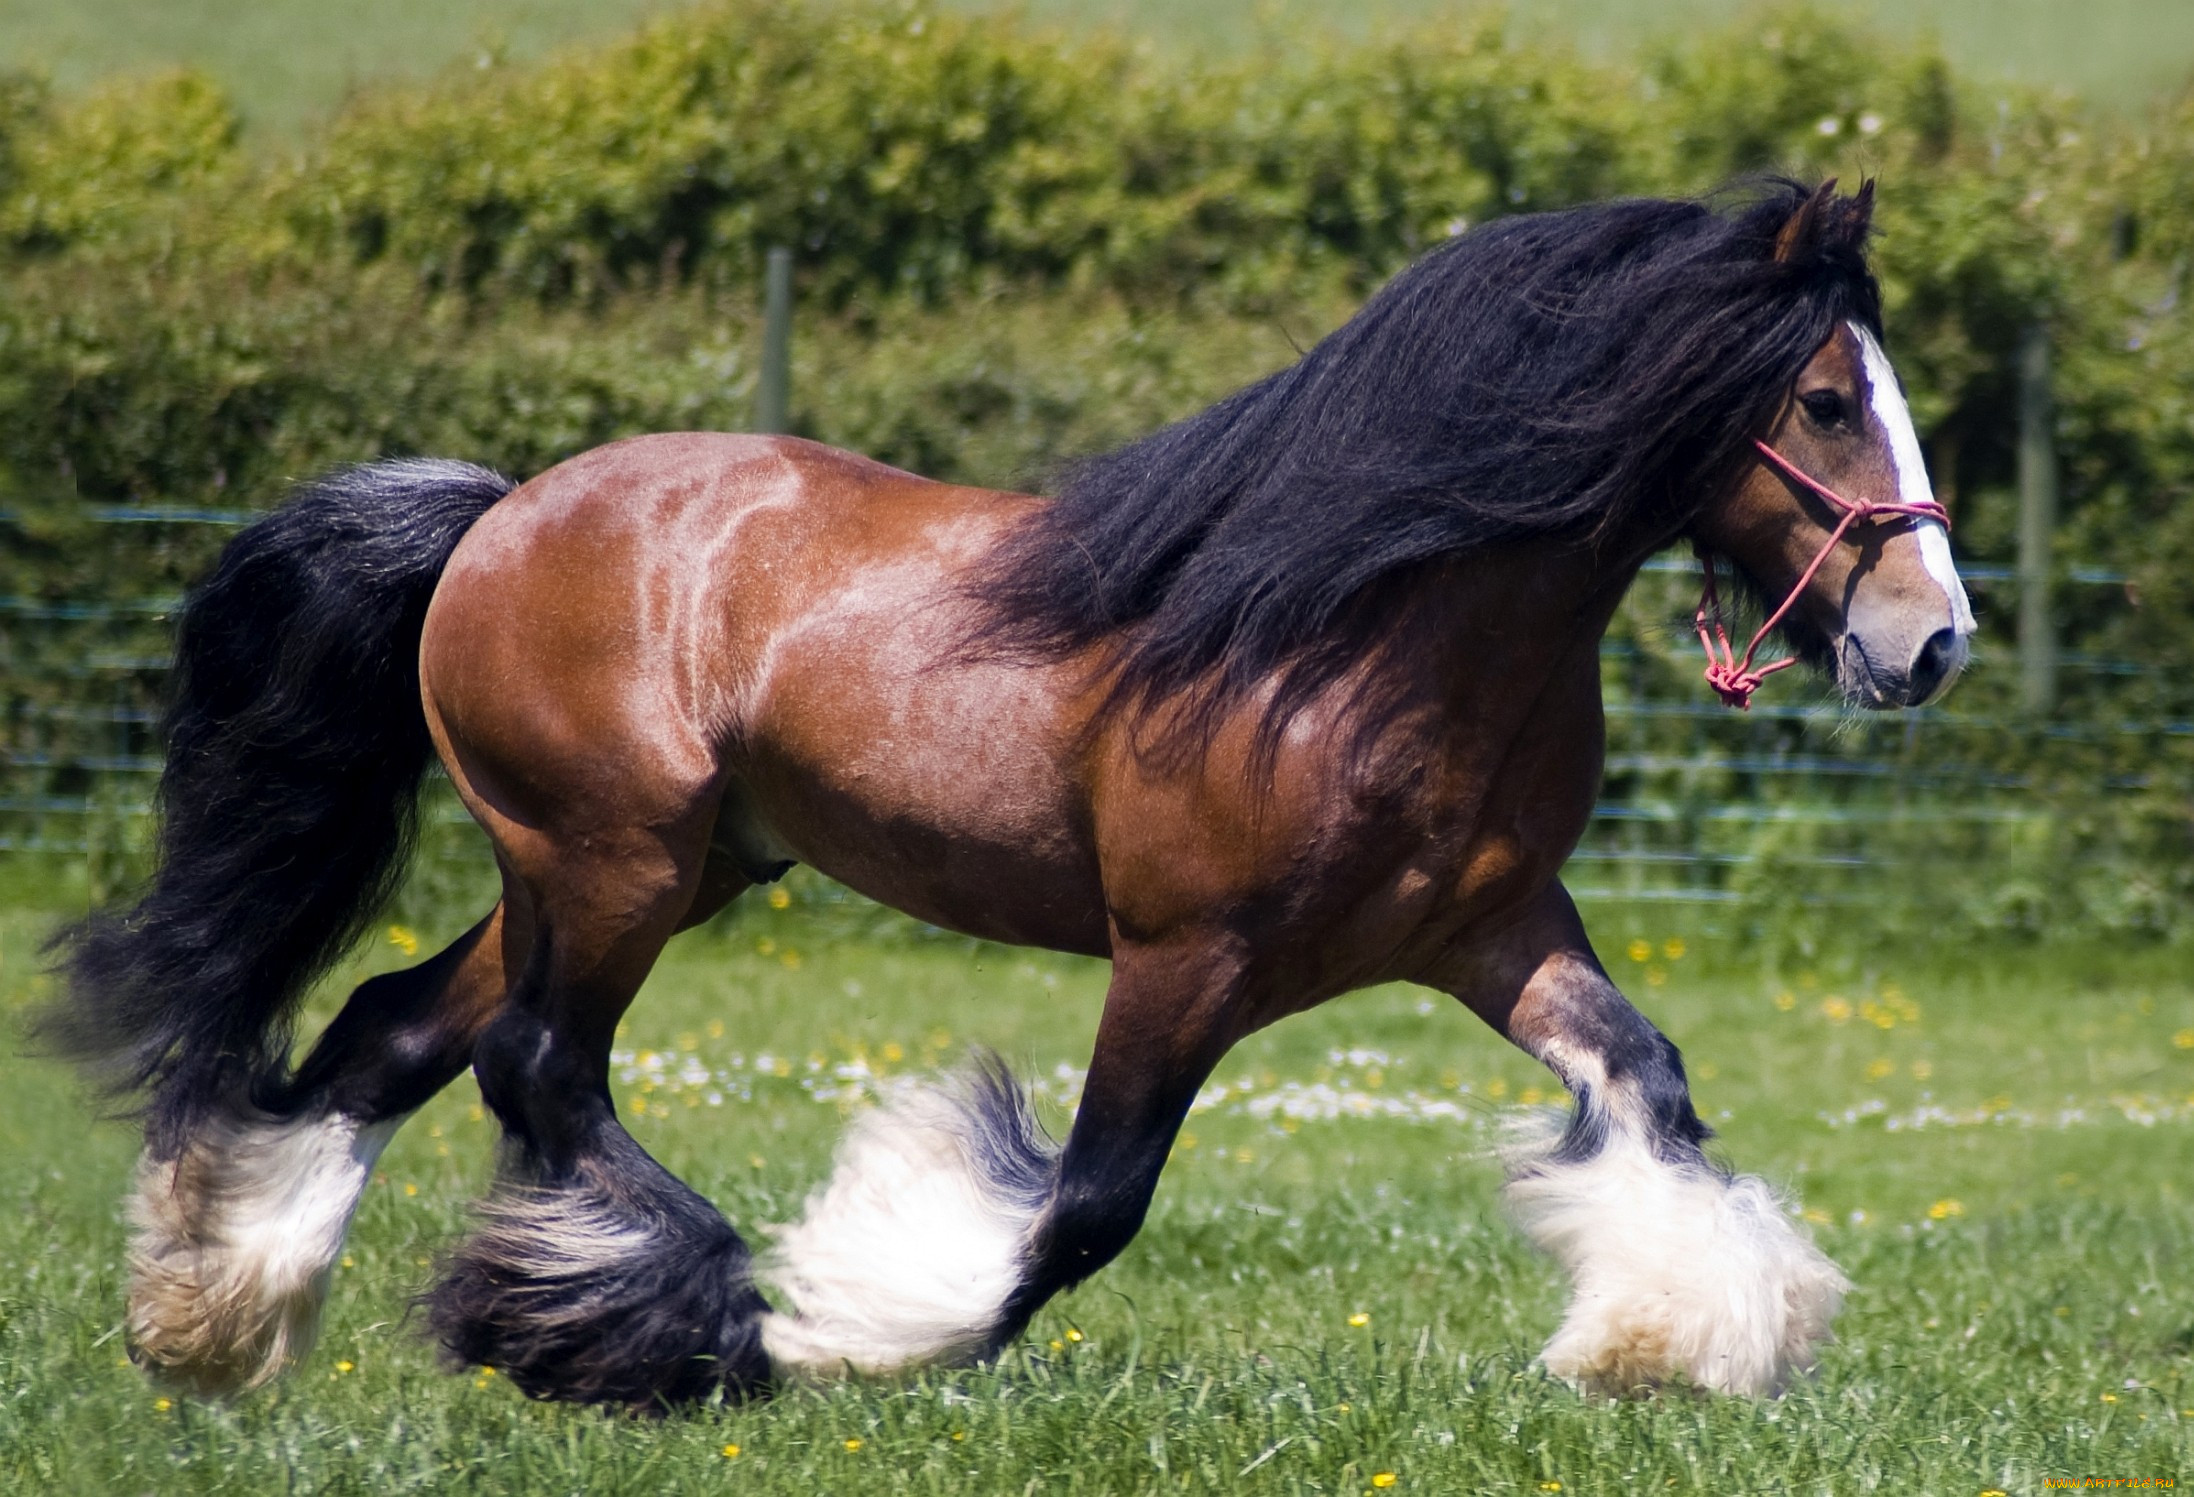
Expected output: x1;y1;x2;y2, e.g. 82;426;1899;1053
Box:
1849;178;1877;235
1773;179;1840;264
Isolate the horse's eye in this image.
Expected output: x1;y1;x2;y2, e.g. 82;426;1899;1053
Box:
1800;390;1847;428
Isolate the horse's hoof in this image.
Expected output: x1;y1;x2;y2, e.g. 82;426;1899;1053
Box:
123;1108;394;1396
1508;1135;1848;1398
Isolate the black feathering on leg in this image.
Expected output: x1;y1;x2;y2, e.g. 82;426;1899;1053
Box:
424;1125;773;1408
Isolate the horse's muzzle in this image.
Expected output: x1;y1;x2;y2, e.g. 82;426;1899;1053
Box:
1840;624;1969;709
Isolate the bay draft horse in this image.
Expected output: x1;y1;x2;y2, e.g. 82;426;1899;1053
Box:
47;180;1973;1407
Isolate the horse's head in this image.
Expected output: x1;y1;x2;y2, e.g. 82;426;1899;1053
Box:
1692;318;1974;709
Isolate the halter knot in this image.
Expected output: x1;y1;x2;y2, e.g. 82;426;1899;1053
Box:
1693;440;1951;711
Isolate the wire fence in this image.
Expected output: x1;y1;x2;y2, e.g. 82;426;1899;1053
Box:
0;510;2166;913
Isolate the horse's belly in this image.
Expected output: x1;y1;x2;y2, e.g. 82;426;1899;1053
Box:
730;640;1110;956
725;757;1110;956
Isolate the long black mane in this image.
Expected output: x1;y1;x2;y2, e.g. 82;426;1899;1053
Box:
969;180;1882;756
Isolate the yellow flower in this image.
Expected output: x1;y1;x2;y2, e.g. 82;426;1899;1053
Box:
335;1360;354;1374
1644;965;1668;988
1927;1199;1963;1221
2102;1392;2118;1403
1541;1485;1564;1493
1372;1476;1398;1490
2175;1029;2194;1050
767;887;792;910
1518;1086;1543;1105
403;1182;418;1197
882;1042;905;1063
1065;1327;1083;1342
1773;991;1797;1012
1866;1058;1895;1080
387;925;419;956
1626;939;1652;964
341;1255;354;1268
1821;997;1853;1023
1049;1339;1064;1351
1802;1208;1830;1226
1486;1079;1508;1099
721;1444;741;1459
843;1437;863;1452
1348;1311;1371;1327
756;937;776;956
1662;938;1686;961
154;1397;172;1412
781;950;803;970
1911;1061;1933;1081
951;1431;966;1442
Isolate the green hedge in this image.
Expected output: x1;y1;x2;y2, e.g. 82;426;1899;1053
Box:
5;0;2194;942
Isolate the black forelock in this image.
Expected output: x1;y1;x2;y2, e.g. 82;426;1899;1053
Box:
966;179;1881;760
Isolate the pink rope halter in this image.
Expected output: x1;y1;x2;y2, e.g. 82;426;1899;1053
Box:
1693;439;1951;710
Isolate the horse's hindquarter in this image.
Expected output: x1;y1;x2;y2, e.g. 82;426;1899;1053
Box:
421;432;1108;953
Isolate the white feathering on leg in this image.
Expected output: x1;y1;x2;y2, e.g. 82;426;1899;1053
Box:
1503;1118;1847;1397
127;1105;399;1394
760;1071;1055;1374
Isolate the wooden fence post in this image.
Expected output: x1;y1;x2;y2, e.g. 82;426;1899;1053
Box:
2017;321;2058;716
754;245;794;434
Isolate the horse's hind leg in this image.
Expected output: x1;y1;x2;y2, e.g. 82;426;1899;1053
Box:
1434;885;1846;1397
127;910;509;1393
424;826;773;1406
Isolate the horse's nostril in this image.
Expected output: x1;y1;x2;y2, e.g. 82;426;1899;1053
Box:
1908;627;1959;702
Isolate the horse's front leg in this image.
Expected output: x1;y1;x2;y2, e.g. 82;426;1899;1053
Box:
989;938;1241;1344
760;937;1239;1372
1430;884;1846;1397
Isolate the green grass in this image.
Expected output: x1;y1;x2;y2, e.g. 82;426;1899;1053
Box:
3;885;2193;1492
2;0;2191;134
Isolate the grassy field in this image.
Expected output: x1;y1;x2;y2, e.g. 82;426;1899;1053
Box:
1;0;2191;133
2;883;2192;1493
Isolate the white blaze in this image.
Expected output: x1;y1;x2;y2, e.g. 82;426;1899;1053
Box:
1854;323;1974;635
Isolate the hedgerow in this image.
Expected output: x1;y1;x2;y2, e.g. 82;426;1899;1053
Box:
3;0;2193;940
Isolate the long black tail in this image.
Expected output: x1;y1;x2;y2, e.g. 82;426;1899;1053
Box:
40;459;516;1155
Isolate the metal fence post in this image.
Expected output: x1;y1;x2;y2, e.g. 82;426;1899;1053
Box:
2017;321;2058;716
754;246;794;434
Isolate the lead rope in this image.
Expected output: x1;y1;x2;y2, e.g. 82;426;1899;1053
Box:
1695;439;1952;710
